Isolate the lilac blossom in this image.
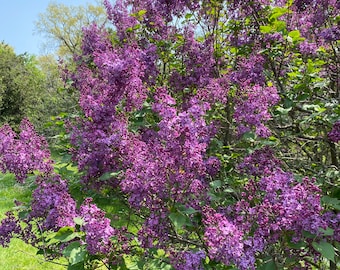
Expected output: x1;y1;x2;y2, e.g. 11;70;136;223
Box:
0;212;21;247
0;119;53;182
234;84;280;137
30;175;77;230
79;198;115;255
238;146;281;177
203;207;250;270
328;121;340;143
169;26;216;92
299;40;318;55
171;250;206;270
231;170;328;266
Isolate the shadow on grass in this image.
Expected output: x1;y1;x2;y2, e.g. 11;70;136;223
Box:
0;173;66;270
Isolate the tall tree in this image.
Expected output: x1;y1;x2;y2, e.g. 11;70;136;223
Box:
0;42;44;128
35;2;107;58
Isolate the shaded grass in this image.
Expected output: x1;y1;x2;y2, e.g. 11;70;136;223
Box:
0;152;140;269
0;173;66;270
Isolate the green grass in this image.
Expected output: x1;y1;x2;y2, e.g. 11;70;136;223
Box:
0;173;66;270
0;151;138;270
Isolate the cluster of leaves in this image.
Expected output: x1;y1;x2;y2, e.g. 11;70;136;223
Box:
0;0;339;269
0;43;45;129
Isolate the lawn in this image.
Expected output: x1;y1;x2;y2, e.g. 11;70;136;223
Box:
0;173;66;270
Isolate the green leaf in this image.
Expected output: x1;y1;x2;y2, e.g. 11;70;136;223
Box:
274;20;287;32
63;242;87;265
54;226;78;243
179;206;198;215
185;13;193;20
169;212;191;230
288;240;307;249
210;180;222;189
68;262;84;270
288;30;301;42
123;255;144;270
258;259;276;270
270;7;289;20
73;217;85;226
137;9;147;17
319;227;334;236
322;196;340;210
99;171;122;181
147;259;173;270
276;106;292;115
312;241;335;262
302;230;316;239
260;25;273;34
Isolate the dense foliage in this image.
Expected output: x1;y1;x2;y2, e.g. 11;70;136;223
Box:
0;43;45;129
35;2;107;58
0;0;339;269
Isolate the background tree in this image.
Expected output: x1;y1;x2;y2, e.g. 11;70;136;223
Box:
34;1;107;58
0;42;44;129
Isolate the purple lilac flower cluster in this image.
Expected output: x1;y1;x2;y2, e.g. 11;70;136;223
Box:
0;119;53;182
170;250;206;270
30;175;77;230
234;84;280;137
105;0;199;40
169;26;216;92
203;207;249;269
328;121;340;143
228;54;280;137
0;212;21;247
238;146;281;177
230;170;329;267
79;198;116;255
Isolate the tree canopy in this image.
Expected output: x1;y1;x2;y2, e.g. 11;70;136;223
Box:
35;2;107;58
0;42;45;128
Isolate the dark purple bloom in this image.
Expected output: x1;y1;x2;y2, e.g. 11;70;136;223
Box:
0;212;21;247
328;121;340;143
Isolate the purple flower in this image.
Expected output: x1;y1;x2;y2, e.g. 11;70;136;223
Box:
171;250;206;270
299;40;318;55
0;119;53;182
30;175;77;230
79;198;115;255
238;146;281;177
328;121;340;143
0;212;21;247
320;27;340;42
203;207;250;269
234;85;279;138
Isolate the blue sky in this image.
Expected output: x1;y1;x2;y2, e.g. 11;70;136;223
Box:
0;0;99;55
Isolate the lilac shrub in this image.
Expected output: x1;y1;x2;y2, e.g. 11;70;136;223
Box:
0;119;53;182
0;119;130;265
0;0;339;269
